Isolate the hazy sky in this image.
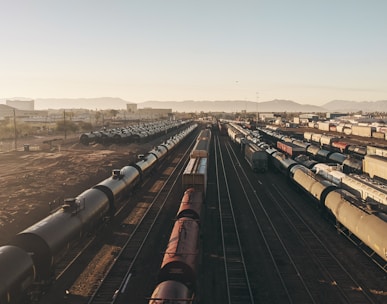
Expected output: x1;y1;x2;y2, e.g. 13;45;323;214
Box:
1;0;386;106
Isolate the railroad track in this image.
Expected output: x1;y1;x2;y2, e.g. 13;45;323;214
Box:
224;139;379;304
213;135;254;304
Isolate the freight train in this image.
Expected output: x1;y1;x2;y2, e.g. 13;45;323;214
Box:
259;128;363;174
0;124;198;304
79;120;188;146
265;150;387;270
149;188;203;303
182;129;212;195
227;123;268;172
149;128;211;303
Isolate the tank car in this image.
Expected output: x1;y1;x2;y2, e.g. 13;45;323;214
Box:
93;166;141;214
324;189;387;263
149;280;193;304
315;148;332;162
342;157;362;174
327;152;346;165
294;155;318;169
292;139;310;152
271;151;298;175
177;188;203;220
10;188;110;282
290;166;336;208
347;144;367;158
135;152;159;177
0;246;35;304
158;218;199;289
79;131;102;146
306;144;320;157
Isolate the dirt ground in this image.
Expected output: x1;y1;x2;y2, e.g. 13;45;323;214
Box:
0;136;154;246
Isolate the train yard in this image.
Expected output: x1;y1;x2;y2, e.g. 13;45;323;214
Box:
1;121;387;303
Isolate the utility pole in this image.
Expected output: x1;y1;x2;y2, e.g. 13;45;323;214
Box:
13;108;17;150
63;110;67;140
256;91;259;124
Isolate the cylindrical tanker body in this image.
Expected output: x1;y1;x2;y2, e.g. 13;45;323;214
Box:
347;145;367;157
10;205;84;281
73;188;112;232
158;218;199;289
149;145;169;161
79;132;101;145
136;153;158;176
290;166;336;207
93;165;141;206
324;189;387;263
149;281;192;304
315;148;331;162
292;140;310;152
327;152;346;165
306;144;320;157
10;188;110;281
342;158;362;174
0;245;35;304
177;188;203;220
271;152;298;175
294;155;318;169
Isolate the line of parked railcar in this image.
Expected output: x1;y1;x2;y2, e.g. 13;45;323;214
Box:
260;128;363;174
0;124;197;304
224;123;387;270
148;187;203;303
308;121;387;140
79;120;189;146
303;131;367;158
264;150;387;271
301;131;387;181
227;123;269;172
312;163;387;211
182;128;212;194
148;128;211;303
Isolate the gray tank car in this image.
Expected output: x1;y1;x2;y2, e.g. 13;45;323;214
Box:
0;246;35;304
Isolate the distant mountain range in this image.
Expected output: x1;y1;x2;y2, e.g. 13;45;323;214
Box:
1;97;386;113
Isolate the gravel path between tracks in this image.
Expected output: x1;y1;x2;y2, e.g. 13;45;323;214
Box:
0;137;153;246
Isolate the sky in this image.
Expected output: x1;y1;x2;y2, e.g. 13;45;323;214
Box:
1;0;387;106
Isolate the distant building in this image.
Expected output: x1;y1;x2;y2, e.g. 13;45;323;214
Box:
0;104;47;121
326;112;347;119
0;104;15;120
299;113;318;121
258;112;275;122
126;103;137;113
6;99;34;110
137;108;172;119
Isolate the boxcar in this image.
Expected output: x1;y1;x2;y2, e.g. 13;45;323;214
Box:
245;143;268;172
